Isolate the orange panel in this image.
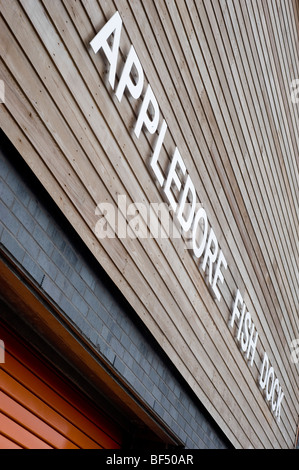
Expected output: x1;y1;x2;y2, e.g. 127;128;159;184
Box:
0;391;79;449
0;322;122;449
0;434;22;449
0;412;52;449
1;323;122;445
0;368;103;448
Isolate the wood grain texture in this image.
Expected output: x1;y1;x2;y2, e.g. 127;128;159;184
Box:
0;0;298;448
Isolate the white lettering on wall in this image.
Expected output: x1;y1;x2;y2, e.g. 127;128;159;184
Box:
90;10;285;424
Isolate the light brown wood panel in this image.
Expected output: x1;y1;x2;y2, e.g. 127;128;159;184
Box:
0;3;278;452
231;0;299;335
143;0;296;440
173;0;298;426
78;0;292;446
200;0;294;434
237;0;299;399
173;0;297;444
0;0;298;448
0;23;250;452
0;5;259;448
0;0;290;448
226;0;299;320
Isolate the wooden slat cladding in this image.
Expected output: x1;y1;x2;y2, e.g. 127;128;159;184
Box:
0;0;298;448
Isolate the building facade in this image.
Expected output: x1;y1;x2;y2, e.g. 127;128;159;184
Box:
0;0;298;448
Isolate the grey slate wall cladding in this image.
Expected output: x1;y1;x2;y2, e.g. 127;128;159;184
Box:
0;131;231;449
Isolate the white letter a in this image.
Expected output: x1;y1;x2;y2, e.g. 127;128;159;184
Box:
90;11;122;89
